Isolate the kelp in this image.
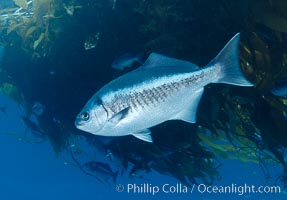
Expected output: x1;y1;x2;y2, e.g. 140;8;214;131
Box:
0;82;24;105
251;0;287;33
13;0;28;9
25;25;37;38
33;32;45;49
0;0;72;58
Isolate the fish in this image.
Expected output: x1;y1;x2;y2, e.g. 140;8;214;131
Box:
0;105;7;114
271;78;287;98
20;116;46;138
83;161;118;184
111;53;142;70
75;33;253;143
32;101;45;116
128;159;151;179
84;32;100;50
129;165;150;179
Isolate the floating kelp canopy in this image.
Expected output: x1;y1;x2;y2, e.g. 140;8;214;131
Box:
0;0;287;186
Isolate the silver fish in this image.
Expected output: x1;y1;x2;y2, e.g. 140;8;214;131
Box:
0;105;6;114
83;161;119;184
271;78;287;98
32;101;45;116
75;33;253;143
111;53;142;70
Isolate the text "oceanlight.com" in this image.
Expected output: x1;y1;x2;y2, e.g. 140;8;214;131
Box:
116;183;281;196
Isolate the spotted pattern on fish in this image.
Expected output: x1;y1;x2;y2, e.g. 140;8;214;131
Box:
105;71;207;115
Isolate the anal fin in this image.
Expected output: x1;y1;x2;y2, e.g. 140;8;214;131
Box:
131;129;153;143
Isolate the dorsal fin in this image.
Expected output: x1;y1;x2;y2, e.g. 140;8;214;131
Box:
140;53;199;70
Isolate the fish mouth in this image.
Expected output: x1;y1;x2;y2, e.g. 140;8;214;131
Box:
75;119;85;127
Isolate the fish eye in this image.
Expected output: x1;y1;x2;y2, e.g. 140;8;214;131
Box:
80;112;90;121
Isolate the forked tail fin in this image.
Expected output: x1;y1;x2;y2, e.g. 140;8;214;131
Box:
208;33;253;86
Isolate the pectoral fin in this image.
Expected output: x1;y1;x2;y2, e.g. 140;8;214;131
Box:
108;107;130;124
131;129;153;143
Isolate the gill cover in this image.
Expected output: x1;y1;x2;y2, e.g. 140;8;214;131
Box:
76;96;108;133
93;97;109;130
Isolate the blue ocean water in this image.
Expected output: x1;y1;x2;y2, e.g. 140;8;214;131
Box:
0;93;286;200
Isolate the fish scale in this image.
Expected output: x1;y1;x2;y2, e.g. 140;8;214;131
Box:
109;77;185;112
102;69;211;124
75;33;254;143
